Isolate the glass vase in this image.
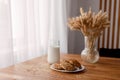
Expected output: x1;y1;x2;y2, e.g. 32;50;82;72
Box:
81;36;99;63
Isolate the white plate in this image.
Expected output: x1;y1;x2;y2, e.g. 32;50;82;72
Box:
50;64;85;73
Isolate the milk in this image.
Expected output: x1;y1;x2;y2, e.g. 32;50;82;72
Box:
47;46;60;64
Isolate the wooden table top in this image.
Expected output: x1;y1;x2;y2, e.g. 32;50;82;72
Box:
0;54;120;80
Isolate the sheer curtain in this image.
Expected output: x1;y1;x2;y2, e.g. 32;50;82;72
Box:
0;0;68;68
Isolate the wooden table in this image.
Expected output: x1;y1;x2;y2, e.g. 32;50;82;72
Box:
0;54;120;80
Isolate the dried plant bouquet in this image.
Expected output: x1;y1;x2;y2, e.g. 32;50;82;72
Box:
67;8;110;63
68;8;110;38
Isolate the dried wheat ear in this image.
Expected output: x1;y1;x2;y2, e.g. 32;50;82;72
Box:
68;7;110;38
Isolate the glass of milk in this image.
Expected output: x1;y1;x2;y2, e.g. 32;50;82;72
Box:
47;40;60;64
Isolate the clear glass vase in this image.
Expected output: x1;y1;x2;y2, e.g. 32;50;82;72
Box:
81;36;99;63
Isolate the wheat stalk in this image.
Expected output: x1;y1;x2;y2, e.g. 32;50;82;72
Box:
68;7;110;38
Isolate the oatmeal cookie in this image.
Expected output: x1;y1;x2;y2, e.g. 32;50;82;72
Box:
68;59;81;68
53;63;64;70
60;60;76;71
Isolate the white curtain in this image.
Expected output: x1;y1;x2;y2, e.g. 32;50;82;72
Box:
0;0;68;68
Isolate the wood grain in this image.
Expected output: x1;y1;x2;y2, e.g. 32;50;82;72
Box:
116;0;120;48
99;0;102;10
107;0;112;48
111;0;117;48
99;0;120;49
102;0;107;48
0;54;120;80
98;0;103;49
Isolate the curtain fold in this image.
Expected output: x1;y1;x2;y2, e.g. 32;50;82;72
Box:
49;0;68;53
0;0;14;68
0;0;68;68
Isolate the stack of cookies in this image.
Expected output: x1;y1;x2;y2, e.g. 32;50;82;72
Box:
52;59;81;71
